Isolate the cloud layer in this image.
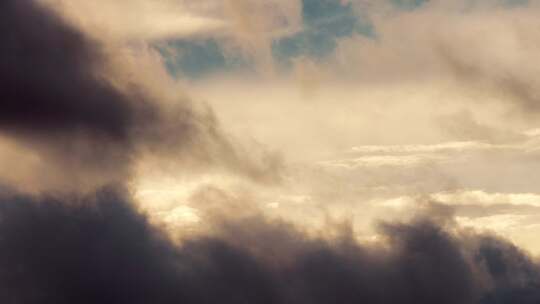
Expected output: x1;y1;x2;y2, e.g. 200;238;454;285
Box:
0;187;539;303
2;1;540;303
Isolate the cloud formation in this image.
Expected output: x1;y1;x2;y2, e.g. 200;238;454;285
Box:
2;1;540;303
0;187;538;303
0;0;282;193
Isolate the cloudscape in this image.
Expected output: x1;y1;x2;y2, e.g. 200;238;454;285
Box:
1;0;539;303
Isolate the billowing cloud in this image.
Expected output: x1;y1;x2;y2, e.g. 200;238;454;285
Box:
0;0;282;193
0;186;539;303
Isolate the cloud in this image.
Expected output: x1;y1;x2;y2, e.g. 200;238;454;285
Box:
433;190;540;208
0;0;282;193
437;110;527;143
222;0;302;73
0;185;538;303
43;0;227;41
1;0;140;139
326;1;540;119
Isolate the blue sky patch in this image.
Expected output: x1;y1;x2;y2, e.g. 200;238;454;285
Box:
158;39;249;79
273;0;371;65
162;0;370;78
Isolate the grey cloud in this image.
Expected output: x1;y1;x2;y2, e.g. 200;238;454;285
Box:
0;0;151;141
0;0;282;193
0;186;538;303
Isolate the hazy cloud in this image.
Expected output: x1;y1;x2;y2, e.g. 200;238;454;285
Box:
0;0;282;193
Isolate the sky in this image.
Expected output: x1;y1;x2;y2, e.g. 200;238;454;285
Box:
1;0;540;303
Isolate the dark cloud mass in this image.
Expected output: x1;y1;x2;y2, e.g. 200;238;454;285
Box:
0;0;281;191
0;187;538;304
0;0;162;191
0;0;146;140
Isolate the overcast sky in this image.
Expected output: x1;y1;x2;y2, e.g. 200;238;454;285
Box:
1;1;540;303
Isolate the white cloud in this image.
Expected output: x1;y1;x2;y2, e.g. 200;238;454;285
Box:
433;190;540;207
43;0;227;40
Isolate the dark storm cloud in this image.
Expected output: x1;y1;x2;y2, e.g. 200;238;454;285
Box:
0;0;162;189
0;0;282;191
0;186;538;304
0;0;152;141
